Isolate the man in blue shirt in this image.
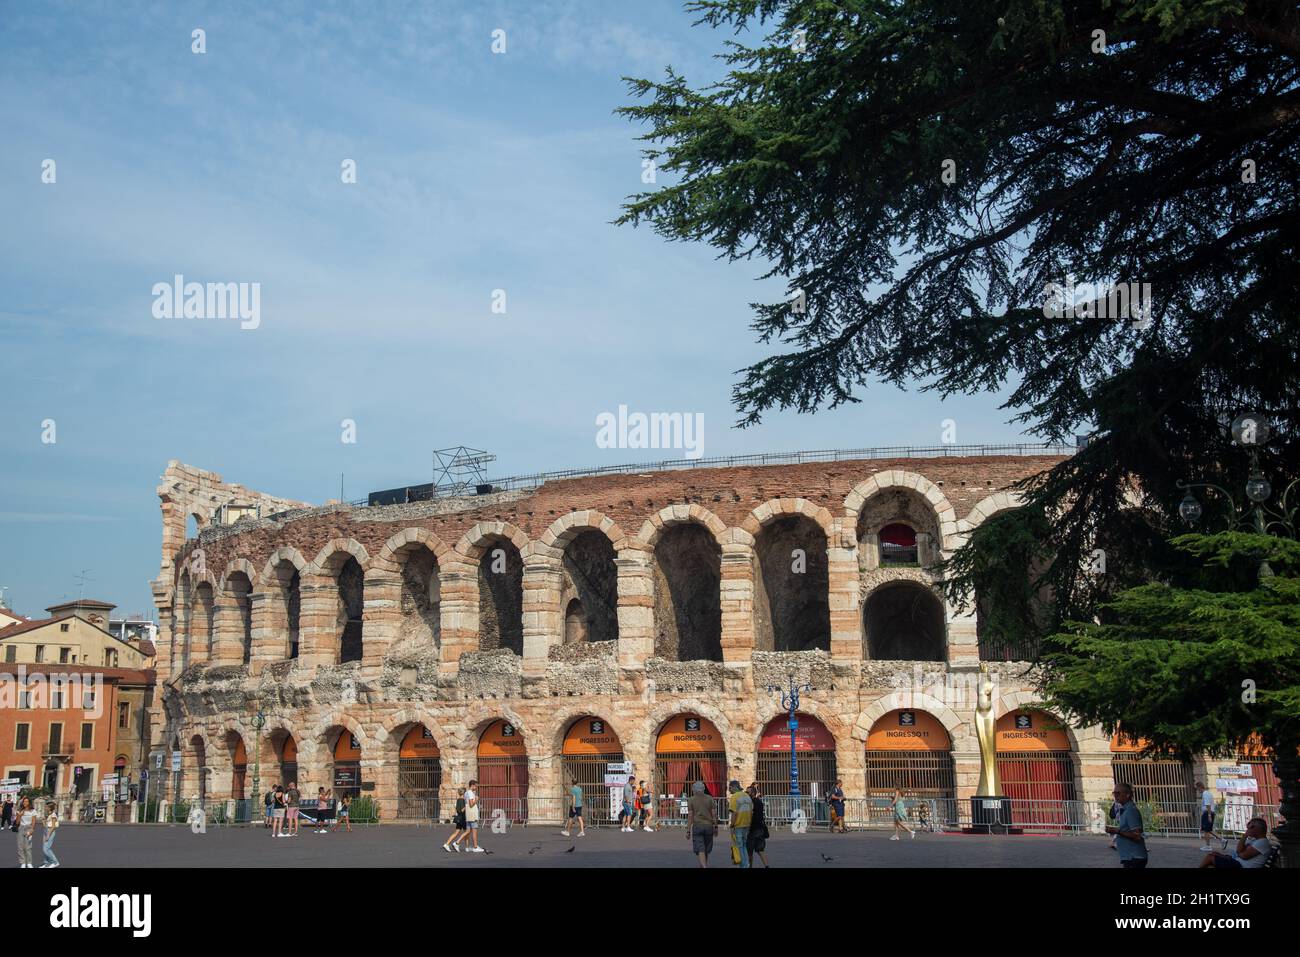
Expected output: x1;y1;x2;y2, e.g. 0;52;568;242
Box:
1105;783;1148;868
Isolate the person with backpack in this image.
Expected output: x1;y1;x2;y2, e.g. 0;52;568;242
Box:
746;783;771;868
264;788;274;829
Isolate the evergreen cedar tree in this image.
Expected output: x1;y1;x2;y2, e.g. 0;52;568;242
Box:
617;1;1299;757
617;0;1298;643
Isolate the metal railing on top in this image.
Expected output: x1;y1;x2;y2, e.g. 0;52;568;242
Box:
348;443;1073;507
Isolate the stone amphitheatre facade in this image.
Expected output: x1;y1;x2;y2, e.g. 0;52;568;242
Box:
148;451;1148;823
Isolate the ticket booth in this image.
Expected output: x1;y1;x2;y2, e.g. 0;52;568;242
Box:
561;717;624;825
478;720;528;823
655;714;727;820
398;725;441;819
995;709;1076;829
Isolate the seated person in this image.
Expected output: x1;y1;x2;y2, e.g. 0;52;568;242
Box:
1199;817;1273;869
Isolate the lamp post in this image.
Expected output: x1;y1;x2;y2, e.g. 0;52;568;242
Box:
250;709;265;825
767;674;811;800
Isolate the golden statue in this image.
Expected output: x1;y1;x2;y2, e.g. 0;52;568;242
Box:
975;663;1001;795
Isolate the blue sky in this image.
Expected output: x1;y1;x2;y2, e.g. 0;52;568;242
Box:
0;0;1030;619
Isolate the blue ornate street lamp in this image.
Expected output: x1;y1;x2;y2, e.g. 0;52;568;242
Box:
250;709;266;824
767;674;811;798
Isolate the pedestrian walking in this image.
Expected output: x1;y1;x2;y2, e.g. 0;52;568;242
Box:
286;781;301;836
333;792;352;832
15;797;37;868
40;803;60;868
687;780;718;868
561;781;585;837
1;795;13;830
746;784;771;868
727;780;753;868
263;787;274;829
443;788;467;852
462;780;484;852
1106;783;1148;868
890;788;915;840
1197;781;1224;851
271;785;286;838
637;780;654;832
620;775;637;832
828;779;847;833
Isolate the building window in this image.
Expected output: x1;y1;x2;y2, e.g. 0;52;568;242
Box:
82;690;96;710
118;702;130;729
879;523;920;566
59;623;70;632
35;645;44;664
80;723;94;750
18;689;30;709
15;723;30;751
51;689;64;710
48;724;63;753
104;649;117;667
59;647;70;663
3;646;14;663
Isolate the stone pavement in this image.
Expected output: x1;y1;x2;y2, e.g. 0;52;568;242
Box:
15;823;1211;868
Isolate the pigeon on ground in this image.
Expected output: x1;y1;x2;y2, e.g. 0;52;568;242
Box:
528;844;542;855
820;853;835;862
565;845;576;853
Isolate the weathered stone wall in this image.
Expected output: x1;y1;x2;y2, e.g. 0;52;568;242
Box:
152;453;1125;819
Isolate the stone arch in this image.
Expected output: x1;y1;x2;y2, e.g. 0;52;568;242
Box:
751;698;850;753
636;504;728;548
377;708;440;749
260;714;311;767
538;509;632;554
549;707;627;758
853;693;966;745
455;521;531;562
862;578;948;661
649;518;723;661
994;690;1086;754
309;537;371;576
745;499;832;653
308;709;371;752
641;698;736;761
258;546;310;584
844;470;958;548
962;491;1025;535
375;527;454;572
218;558;259;593
555;525;619;646
456;703;532;754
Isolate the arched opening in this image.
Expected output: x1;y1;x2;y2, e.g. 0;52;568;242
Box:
879;523;918;566
561;530;617;643
396;544;440;650
654;714;727;821
854;486;942;572
191;582;214;664
268;560;301;659
190;734;207;806
397;725;442;820
863;581;947;661
564;598;587;644
226;572;253;664
328;728;362;803
1110;732;1195;828
753;515;830;652
478;720;529;823
227;732;248;803
477;536;523;655
272;731;299;788
996;709;1078;829
866;709;956;824
560;717;623;826
319;554;364;664
186;512;203;540
756;713;837;810
652;522;722;661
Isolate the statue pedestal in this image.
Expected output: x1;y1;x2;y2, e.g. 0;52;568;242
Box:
968;796;1013;834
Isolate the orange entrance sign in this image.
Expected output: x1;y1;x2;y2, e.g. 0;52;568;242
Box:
866;709;951;751
562;717;621;755
656;714;723;753
758;713;835;752
400;725;441;759
996;710;1070;751
334;732;361;761
479;719;526;757
281;736;298;762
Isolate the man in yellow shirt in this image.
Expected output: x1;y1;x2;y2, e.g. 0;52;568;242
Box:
727;780;753;869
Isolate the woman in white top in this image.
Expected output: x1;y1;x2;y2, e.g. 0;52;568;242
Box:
15;797;38;868
41;803;60;868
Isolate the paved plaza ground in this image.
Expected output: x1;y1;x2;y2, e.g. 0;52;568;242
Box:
16;822;1217;868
